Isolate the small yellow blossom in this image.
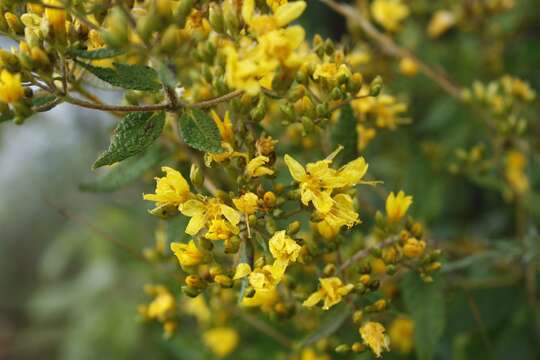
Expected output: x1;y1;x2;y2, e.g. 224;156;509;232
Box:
303;277;354;310
403;238;426;258
269;230;301;272
233;192;259;215
505;150;529;194
359;321;390;358
145;285;175;321
399;57;419;77
249;264;283;291
233;263;252;280
427;10;456;38
183;296;210;323
313;63;351;84
357;124;377;150
386;191;413;222
44;0;66;38
202;327;239;357
371;0;410;32
389;316;414;354
242;287;279;310
316;193;359;239
0;70;24;104
246;155;274;178
180;197;240;237
352;94;408;130
206;218;239;240
501;75;536;102
284;148;369;214
170;240;204;267
143;167;191;209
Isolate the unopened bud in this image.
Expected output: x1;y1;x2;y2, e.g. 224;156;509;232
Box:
190;163;204;187
369;76;383;96
209;3;224;33
214;274;233;288
335;344;350;354
287;221;301;236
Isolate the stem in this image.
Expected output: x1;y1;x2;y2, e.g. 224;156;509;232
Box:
339;236;398;271
319;0;462;99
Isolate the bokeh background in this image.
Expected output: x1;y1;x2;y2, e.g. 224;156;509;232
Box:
1;0;540;359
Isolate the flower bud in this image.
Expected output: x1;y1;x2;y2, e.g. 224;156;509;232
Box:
351;342;365;353
335;344;350;354
223;0;240;36
369;75;383;96
214;274;233;288
352;310;363;324
224;236;240;254
174;0;194;28
5;12;24;34
323;263;336;277
185;274;206;289
263;191;277;208
287;221;301;236
209;3;224;33
190;163;204;188
181;285;201;297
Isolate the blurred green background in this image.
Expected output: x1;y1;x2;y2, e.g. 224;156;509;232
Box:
1;0;540;359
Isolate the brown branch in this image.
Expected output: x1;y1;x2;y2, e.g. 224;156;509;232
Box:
319;0;462;99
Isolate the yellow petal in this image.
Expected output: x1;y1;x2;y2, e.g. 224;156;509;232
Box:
275;1;306;27
233;263;252;280
284;154;306;181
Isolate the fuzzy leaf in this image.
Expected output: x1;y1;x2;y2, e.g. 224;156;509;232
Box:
178;109;223;153
68;47;124;60
402;273;446;360
332;104;357;163
81;145;168;192
93;111;165;169
77;61;161;91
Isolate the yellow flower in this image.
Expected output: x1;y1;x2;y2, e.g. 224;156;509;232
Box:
352;94;408;130
386;191;413;222
0;70;24;104
284;148;369;214
233;263;252;280
211;110;234;144
180;197;240;237
246;155;274;178
269;230;301;272
242;287;279;310
403;238;426;258
145;285;175;321
357;124;377;150
143;167;191;209
505;150;529;194
501;76;536;102
303;277;354;310
267;0;288;12
399;57;418;77
313;63;351;84
371;0;410;32
44;0;66;38
243;0;306;35
202;327;239;358
427;10;456;38
170;240;204;267
389;316;414;354
359;321;390;358
249;264;283;292
206;219;239;240
183;296;210;323
233;192;259;215
316;193;360;239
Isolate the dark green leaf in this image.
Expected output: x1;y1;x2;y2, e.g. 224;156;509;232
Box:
31;95;57;107
68;47;124;60
331;104;357;164
0;110;14;123
93;111;165;169
402;273;446;360
178;109;222;153
80;145;168;192
77;61;161;91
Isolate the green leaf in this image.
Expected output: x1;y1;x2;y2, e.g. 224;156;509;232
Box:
0;110;14;123
31;95;57;107
178;109;223;153
68;47;124;60
93;111;166;169
331;104;357;163
77;61;161;91
402;273;446;360
80;145;168;192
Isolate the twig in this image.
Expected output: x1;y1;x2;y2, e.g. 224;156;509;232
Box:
339;236;398;271
237;311;293;348
319;0;462;99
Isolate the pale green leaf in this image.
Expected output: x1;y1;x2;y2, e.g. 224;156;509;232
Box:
77;61;161;91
